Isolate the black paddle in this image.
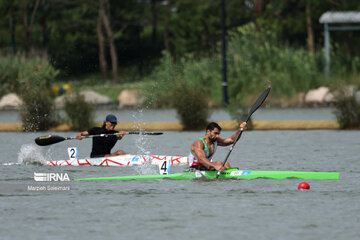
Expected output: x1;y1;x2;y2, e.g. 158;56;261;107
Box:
216;87;271;179
35;131;163;146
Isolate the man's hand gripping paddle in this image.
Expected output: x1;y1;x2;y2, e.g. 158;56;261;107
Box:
216;87;271;179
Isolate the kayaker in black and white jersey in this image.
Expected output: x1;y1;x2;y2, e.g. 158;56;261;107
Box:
76;114;126;158
189;122;247;172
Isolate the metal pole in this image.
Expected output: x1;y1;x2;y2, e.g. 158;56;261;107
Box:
221;0;229;106
324;23;330;78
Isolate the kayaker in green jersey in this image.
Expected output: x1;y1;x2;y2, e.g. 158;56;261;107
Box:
76;114;126;158
189;121;247;172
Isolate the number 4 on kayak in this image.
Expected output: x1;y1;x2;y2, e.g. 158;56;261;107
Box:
158;159;171;175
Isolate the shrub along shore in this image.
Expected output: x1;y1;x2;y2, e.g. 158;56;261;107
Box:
1;23;359;131
0;120;340;132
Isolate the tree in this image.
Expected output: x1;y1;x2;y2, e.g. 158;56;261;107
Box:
97;1;108;80
253;0;263;31
21;0;40;54
151;0;158;45
98;0;119;84
0;0;41;54
305;0;314;52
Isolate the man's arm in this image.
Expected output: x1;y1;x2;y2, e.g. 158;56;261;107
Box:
191;140;219;170
75;130;89;140
217;122;247;146
116;130;126;140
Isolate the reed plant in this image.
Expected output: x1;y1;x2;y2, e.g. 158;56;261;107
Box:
143;52;222;108
333;86;360;129
226;23;323;101
0;54;22;96
20;89;58;131
171;80;210;130
64;92;94;131
142;53;181;108
13;55;60;131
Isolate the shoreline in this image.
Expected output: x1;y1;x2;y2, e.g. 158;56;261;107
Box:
0;120;340;131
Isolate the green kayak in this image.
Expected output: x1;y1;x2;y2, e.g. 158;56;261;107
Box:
74;168;340;181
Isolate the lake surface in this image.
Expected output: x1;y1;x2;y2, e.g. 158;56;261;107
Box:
0;127;359;240
0;107;337;123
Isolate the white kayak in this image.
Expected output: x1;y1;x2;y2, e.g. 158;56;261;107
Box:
46;154;189;167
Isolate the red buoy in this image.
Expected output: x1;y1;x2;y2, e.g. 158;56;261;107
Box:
298;181;310;190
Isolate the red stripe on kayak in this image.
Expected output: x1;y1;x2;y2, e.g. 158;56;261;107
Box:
100;159;124;166
78;159;92;166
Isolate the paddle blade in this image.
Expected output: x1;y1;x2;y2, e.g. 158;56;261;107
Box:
246;87;271;122
35;135;66;146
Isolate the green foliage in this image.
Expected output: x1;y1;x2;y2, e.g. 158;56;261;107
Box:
333;86;360;129
144;24;325;107
46;0;151;75
0;53;59;95
17;56;60;91
0;54;22;96
143;52;222;108
181;55;222;105
3;1;360;112
227;23;323;100
20;89;58;132
142;52;181;108
1;0;360;79
141;22;360;109
171;80;210;130
0;54;60;131
64;92;94;131
168;0;220;56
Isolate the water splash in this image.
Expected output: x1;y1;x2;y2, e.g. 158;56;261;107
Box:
130;108;159;175
133;157;158;175
17;144;49;165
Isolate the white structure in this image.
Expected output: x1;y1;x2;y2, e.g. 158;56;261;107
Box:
319;11;360;77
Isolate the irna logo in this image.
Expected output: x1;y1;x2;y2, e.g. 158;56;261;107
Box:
34;172;70;182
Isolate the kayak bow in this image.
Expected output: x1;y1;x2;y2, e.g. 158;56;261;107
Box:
74;168;340;181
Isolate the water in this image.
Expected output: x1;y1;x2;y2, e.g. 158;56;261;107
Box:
0;128;359;240
0;107;336;123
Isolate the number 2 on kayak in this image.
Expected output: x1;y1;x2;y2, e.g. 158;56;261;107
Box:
67;147;78;161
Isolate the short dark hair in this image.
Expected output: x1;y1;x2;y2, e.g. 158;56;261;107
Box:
206;122;222;131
